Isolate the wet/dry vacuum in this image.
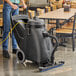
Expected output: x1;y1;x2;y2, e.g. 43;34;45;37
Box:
11;15;64;72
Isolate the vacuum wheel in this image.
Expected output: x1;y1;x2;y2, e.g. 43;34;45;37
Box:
16;50;25;63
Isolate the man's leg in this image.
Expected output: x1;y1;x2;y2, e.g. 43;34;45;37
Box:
12;7;19;54
2;3;12;58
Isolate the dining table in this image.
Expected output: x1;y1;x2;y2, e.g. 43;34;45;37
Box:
38;8;76;28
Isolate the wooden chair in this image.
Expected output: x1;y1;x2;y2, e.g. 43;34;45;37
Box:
36;8;54;32
51;4;57;11
45;6;51;13
48;3;64;25
54;1;63;9
28;10;35;19
49;0;55;4
36;8;45;16
46;24;56;32
46;7;64;33
48;19;64;25
62;21;76;30
0;18;3;26
39;6;56;33
0;18;3;37
0;4;3;13
56;13;76;51
0;4;3;38
71;2;76;8
45;6;56;31
0;4;3;9
44;6;56;33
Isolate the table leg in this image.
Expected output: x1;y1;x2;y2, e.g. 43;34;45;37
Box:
56;19;67;47
56;19;60;28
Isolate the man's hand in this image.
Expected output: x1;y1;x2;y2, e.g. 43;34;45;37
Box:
4;0;18;10
11;4;18;10
20;0;27;9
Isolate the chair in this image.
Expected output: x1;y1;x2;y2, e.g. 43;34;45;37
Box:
0;4;3;38
46;23;56;34
0;4;3;9
70;2;76;21
71;2;76;8
36;7;55;33
28;10;35;19
56;13;76;51
50;4;57;11
54;1;63;9
38;6;56;33
62;21;76;30
45;6;51;13
36;8;45;16
48;4;64;25
45;6;64;34
49;0;55;4
0;18;3;35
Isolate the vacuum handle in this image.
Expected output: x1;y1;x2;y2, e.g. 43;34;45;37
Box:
10;5;27;18
19;5;24;8
43;32;58;53
10;5;23;20
49;35;58;51
10;5;23;14
10;5;28;23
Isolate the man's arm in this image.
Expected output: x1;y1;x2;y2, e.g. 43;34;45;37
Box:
20;0;27;9
4;0;18;9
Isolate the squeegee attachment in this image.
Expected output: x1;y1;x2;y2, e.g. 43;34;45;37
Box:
39;61;64;72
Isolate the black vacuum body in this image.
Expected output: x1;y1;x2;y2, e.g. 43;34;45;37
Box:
11;15;58;66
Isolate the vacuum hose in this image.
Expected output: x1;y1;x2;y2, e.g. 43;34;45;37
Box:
43;32;59;64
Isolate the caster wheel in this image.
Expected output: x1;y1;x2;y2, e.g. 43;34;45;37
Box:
16;50;25;64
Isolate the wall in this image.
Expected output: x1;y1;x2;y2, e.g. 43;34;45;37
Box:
29;0;48;4
72;0;76;1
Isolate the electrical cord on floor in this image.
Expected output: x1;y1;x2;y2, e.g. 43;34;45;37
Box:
0;22;27;45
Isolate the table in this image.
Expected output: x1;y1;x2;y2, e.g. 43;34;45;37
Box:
38;8;76;28
38;8;76;46
38;8;76;19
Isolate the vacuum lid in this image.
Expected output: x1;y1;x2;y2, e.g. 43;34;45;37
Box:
28;17;45;28
12;15;28;20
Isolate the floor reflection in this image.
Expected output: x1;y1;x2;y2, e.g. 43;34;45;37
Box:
0;45;76;76
3;58;10;76
2;54;38;76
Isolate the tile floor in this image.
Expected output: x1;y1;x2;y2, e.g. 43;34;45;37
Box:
0;38;76;76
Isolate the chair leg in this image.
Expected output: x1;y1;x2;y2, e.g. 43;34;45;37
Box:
48;28;54;35
51;28;54;35
1;27;3;34
72;36;75;51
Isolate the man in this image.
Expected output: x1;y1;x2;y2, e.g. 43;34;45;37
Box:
3;0;27;58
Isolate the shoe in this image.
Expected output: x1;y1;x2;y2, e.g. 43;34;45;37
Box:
3;50;10;58
12;49;18;54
